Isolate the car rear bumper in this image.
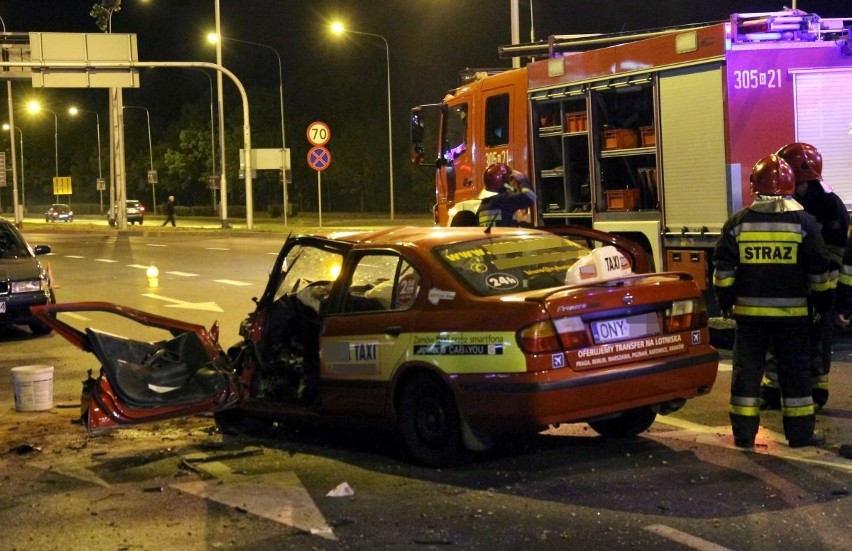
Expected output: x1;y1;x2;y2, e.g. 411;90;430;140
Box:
453;348;719;432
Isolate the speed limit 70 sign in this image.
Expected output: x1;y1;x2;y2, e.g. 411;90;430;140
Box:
307;121;330;146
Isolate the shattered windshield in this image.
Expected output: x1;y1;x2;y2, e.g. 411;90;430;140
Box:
274;244;344;302
435;234;593;296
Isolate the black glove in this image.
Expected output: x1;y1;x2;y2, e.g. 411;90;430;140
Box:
715;288;735;317
809;291;832;317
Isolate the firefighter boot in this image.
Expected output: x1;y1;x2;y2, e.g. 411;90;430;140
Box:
789;429;826;448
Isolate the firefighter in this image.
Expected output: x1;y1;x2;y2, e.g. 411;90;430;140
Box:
476;163;536;228
760;143;846;409
713;154;831;449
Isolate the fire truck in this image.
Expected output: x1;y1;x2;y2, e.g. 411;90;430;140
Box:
411;9;852;290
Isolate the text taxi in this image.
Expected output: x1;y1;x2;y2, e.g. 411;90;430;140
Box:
33;226;718;466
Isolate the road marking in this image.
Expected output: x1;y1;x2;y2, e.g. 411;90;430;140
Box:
64;255;86;259
206;247;230;251
214;279;252;286
718;359;732;372
94;258;118;263
652;418;852;473
146;243;167;247
166;271;198;277
128;264;150;270
644;524;734;551
142;293;223;312
172;454;335;540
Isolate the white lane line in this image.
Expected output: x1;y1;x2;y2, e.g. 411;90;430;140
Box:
166;271;198;277
206;247;230;251
64;255;86;259
644;524;734;551
214;279;252;286
146;243;167;247
652;418;852;473
718;359;732;372
128;264;150;270
94;258;118;263
141;293;223;312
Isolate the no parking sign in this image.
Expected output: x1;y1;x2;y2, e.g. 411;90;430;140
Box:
307;146;331;171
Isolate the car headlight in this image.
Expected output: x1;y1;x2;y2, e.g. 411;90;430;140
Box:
11;279;44;293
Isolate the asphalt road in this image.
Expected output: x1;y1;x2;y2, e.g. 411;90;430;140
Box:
0;222;849;550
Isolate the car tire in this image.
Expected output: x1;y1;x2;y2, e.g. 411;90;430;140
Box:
28;321;53;336
398;372;462;467
588;406;657;438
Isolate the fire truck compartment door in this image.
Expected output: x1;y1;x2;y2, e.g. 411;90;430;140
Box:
659;65;727;233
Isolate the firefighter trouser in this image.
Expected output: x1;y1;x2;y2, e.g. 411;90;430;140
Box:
762;310;832;405
731;321;815;444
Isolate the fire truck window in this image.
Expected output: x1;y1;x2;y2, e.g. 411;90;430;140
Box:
443;104;468;162
485;93;510;147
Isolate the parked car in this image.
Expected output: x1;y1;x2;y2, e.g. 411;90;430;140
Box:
0;217;54;335
44;203;73;223
125;200;145;224
32;226;718;465
109;200;145;225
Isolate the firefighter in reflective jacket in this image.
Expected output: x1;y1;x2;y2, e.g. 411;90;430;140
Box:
477;163;536;228
760;143;846;409
713;154;831;449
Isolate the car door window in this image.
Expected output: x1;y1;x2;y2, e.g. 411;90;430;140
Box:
341;254;420;314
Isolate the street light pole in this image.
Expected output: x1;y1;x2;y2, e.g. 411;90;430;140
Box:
123;105;156;214
2;124;24;213
330;25;394;220
213;36;288;226
27;101;59;201
191;68;218;213
214;0;229;228
68;107;104;212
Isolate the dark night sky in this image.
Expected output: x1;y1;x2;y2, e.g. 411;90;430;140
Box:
1;1;848;209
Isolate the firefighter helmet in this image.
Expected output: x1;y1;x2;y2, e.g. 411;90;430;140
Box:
775;142;822;182
484;163;512;193
750;154;795;196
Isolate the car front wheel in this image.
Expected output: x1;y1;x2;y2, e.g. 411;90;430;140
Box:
398;372;462;467
588;406;657;438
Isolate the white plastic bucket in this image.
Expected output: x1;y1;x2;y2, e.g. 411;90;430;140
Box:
11;365;54;412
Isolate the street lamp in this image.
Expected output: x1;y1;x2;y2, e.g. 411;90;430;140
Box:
26;101;59;177
123;105;157;214
207;33;288;225
68;106;104;212
2;123;24;215
330;22;394;220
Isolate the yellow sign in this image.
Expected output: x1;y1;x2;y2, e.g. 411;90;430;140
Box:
52;176;72;195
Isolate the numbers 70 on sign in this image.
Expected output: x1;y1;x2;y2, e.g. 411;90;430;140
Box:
307;121;330;146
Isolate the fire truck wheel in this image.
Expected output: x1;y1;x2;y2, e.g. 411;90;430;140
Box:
398;372;462;467
588;406;657;438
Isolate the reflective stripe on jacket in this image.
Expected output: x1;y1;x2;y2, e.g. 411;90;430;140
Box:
712;196;832;322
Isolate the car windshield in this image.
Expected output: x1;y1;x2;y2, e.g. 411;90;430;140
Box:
434;234;598;296
273;244;344;302
0;224;30;258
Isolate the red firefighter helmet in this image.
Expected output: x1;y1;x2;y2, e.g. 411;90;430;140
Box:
750;154;795;196
775;142;822;182
484;163;512;193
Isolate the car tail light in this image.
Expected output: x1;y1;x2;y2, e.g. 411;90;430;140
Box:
553;315;591;350
666;299;707;332
517;320;561;354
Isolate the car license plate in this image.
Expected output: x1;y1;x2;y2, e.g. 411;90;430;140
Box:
591;312;659;344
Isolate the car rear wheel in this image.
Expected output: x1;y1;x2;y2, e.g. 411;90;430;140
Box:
588;406;657;438
398;372;462;467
